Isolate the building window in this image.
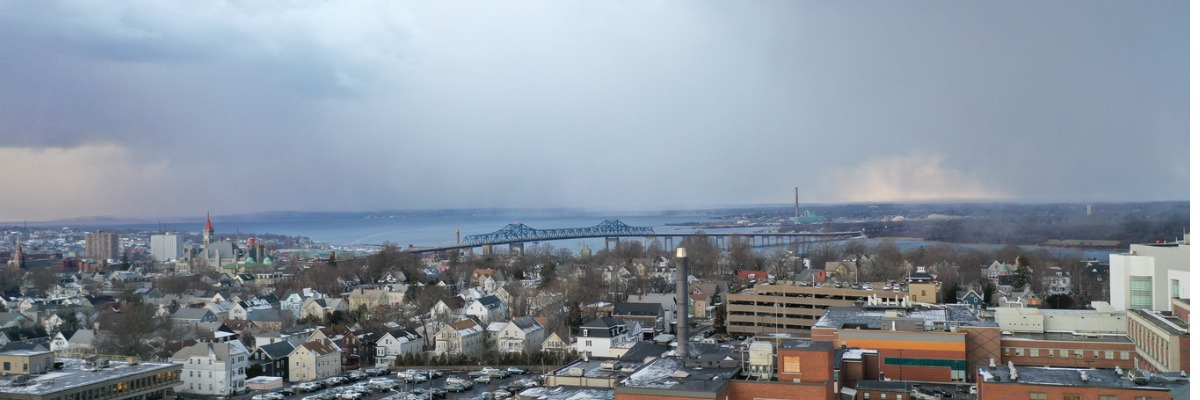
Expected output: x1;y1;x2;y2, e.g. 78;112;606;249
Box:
1029;348;1039;357
1064;394;1081;400
1130;276;1153;309
1015;348;1024;356
1120;352;1130;360
864;393;870;400
1099;396;1116;400
1030;393;1047;400
1058;349;1068;358
1105;351;1114;359
1171;279;1180;298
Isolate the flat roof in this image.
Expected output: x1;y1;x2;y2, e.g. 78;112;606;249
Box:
814;304;993;330
1128;309;1189;336
1002;332;1133;344
0;358;179;396
978;365;1188;391
517;386;614;400
620;357;740;392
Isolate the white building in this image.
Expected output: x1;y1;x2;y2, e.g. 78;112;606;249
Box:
464;295;506;325
290;339;341;382
574;317;641;358
375;328;423;367
150;233;183;262
1109;235;1190;311
172;340;250;396
434;319;484;356
497;316;546;354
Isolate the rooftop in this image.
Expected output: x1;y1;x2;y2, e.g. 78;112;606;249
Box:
0;359;179;396
978;365;1188;392
814;304;992;330
1003;332;1132;343
619;357;740;392
517;386;614;400
1128;309;1189;336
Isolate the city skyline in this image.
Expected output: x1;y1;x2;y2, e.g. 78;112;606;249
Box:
0;1;1188;221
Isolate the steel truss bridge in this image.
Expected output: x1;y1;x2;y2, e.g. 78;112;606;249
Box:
392;220;865;255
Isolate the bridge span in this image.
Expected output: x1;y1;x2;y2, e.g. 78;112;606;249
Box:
386;220;865;255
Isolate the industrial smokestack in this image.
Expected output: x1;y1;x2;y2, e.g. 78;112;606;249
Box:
794;187;800;223
676;247;690;359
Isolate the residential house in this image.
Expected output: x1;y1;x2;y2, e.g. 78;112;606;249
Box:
321;326;377;370
0;312;34;329
249;340;294;380
434;319;484;356
611;302;666;339
541;332;569;353
497;316;546;355
956;289;986;308
347;288;390;311
49;329;95;354
299;298;348;322
1043;266;1072;296
246;309;287;331
575;317;641;358
289;339;341;382
172;308;221;330
375;328;422;367
280;288;325;318
689;293;711;319
464;295;506;325
430;296;468;320
172;340;250;396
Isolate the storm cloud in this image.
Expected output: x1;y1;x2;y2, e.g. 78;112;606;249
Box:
0;1;1188;221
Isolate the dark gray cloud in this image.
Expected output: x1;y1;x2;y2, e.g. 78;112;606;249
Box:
0;1;1187;221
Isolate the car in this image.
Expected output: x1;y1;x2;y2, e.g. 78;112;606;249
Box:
368;378;395;391
297;382;322;392
506;367;528;375
474;375;492;384
850;283;862;289
425;369;444;378
347;371;368;381
279;387;297;396
338;391;364;400
492;389;512;398
405;374;428;383
252;394;282;400
301;394;330;400
446;376;468;386
969;385;978;395
364;368;387;376
467;371;485;378
445;383;467;392
488;370;510;378
429;388;447;399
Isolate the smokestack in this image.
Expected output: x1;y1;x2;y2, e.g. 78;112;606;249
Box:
676;247;689;359
794;187;800;223
456;229;461;245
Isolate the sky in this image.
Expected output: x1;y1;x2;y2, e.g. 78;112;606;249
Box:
0;1;1189;221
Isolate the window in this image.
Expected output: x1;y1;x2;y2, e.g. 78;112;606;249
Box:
1099;396;1116;400
1171;279;1180;298
1130;276;1153;309
1059;349;1068;358
2;362;8;371
896;394;902;400
1030;393;1047;400
864;393;870;400
1120;352;1130;360
1015;348;1024;356
1029;348;1039;357
1064;394;1081;400
1105;351;1114;359
1074;350;1083;358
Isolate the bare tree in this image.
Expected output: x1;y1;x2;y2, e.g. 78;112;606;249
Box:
26;267;58;297
95;303;160;358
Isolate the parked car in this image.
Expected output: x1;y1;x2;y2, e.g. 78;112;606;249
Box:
297;382;322;392
492;389;512;398
429;387;447;399
446;376;469;386
474;375;492;384
445;383;467;392
505;367;528;375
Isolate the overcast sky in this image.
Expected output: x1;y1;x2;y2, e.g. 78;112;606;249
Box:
0;1;1188;221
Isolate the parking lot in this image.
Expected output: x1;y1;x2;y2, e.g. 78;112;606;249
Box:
235;368;541;400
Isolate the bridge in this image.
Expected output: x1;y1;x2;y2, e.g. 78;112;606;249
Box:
392;220;865;255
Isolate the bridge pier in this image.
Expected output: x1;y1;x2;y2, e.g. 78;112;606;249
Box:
509;242;524;256
481;245;493;255
605;237;620;252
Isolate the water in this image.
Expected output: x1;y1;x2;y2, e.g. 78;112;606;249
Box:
57;211;1123;259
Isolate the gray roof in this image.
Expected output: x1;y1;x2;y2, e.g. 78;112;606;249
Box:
477;295;503;309
979;365;1188;392
612;302;662;316
257;341;296;360
172;308;215;320
172;341;241;362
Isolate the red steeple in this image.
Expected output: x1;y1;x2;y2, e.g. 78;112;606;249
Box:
204;212;214;233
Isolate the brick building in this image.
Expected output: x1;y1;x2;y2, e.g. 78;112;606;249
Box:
977;364;1187;400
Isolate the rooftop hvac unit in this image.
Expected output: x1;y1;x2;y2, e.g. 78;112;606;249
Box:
600;361;618;371
566;368;584;377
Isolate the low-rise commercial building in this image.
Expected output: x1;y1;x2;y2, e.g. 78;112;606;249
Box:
977;364;1187;400
0;358;181;400
1128;308;1189;373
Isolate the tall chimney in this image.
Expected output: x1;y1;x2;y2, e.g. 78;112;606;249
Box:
456;229;461;245
676;247;690;359
794;187;800;223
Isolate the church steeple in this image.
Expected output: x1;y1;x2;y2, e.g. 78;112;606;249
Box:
203;212;215;246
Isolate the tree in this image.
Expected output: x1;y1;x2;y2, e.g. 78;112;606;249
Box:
26;267;58;297
713;303;727;335
95;303;159;358
539;263;557;289
681;233;720;278
0;265;25;295
727;236;757;270
1010;255;1033;290
1045;294;1075;309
